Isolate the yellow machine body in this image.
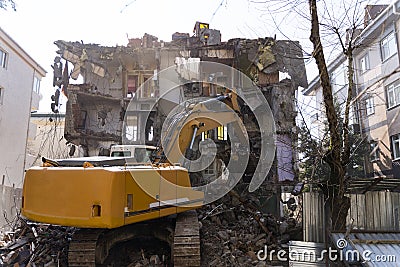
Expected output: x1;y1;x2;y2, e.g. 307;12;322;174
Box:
22;165;203;228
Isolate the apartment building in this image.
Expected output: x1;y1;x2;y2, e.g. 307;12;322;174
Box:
0;27;46;189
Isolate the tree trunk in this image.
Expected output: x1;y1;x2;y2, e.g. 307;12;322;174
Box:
342;50;355;168
309;0;350;232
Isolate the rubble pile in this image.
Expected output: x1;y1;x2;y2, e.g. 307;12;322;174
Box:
198;191;301;267
0;219;72;267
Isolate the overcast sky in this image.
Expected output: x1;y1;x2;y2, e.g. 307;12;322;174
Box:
0;0;328;112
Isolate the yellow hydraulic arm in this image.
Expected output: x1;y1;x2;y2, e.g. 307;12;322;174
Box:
158;92;246;165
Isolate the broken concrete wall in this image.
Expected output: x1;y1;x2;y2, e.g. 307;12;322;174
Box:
64;86;122;155
260;78;299;182
83;70;123;99
55;32;307;190
235;38;307;88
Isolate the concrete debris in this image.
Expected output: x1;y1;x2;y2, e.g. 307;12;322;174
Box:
198;191;301;266
0;219;73;267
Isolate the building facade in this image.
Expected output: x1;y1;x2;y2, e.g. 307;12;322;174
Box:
304;3;400;191
0;27;46;189
352;2;400;183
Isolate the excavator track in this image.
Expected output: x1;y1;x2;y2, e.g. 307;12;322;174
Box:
67;210;200;266
67;229;103;267
174;210;201;266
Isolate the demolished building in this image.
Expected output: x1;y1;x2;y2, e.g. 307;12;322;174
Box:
52;23;307;207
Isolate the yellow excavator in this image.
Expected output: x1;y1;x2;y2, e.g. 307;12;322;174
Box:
21;92;244;266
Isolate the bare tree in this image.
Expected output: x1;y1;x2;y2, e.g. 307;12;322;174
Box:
308;0;367;231
251;0;370;231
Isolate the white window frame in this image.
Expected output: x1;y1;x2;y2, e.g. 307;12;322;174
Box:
359;53;370;73
0;49;7;68
386;80;400;109
370;141;380;162
0;87;3;105
392;134;400;160
381;32;397;62
365;96;375;116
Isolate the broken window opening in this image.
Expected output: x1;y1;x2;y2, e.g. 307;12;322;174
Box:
217;125;228;141
141;76;156;98
127;74;138;98
75;110;87;130
147;126;154;141
126;126;138;141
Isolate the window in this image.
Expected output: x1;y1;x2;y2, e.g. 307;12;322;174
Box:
365;96;375;116
359;53;370;73
147;126;154;141
350;105;359;125
111;151;131;157
386;80;400;108
217;126;227;140
391;134;400;160
370;141;380;161
202;130;211;141
141;76;156;98
204;161;215;176
33;76;40;94
0;49;7;68
125;115;138;141
381;32;397;61
0;88;3;104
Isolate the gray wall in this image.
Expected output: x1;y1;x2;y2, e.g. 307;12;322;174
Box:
0;184;22;231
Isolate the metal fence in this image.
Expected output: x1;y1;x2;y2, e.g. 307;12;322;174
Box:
303;191;400;243
303;192;325;243
346;191;400;231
